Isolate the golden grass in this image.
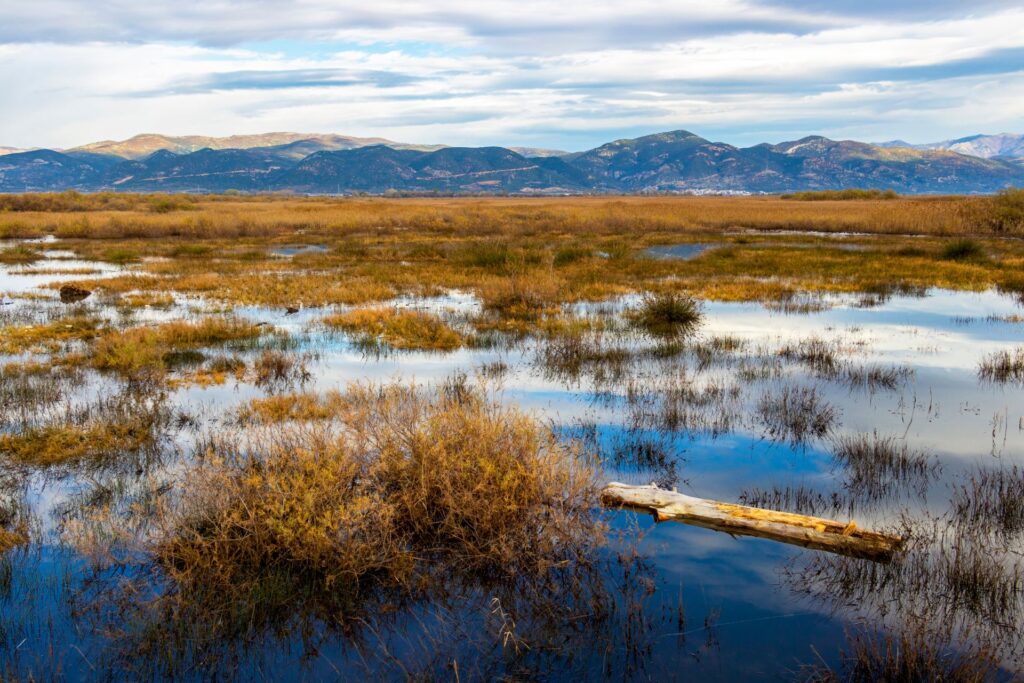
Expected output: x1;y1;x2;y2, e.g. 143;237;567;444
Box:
237;390;347;424
4;195;1023;340
91;318;265;377
157;381;599;597
0;316;102;355
0;245;43;264
0;499;29;553
2;193;1020;240
0;422;151;467
323;307;467;351
0;395;169;467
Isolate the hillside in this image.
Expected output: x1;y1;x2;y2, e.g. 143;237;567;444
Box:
1;129;1022;195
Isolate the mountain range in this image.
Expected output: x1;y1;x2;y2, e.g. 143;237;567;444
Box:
1;130;1022;195
878;133;1024;164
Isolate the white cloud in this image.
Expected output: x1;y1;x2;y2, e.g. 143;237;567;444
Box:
0;3;1022;149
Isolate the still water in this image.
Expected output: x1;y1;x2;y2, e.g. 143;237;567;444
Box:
1;247;1022;681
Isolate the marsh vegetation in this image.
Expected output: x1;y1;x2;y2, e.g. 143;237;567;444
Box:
1;194;1023;681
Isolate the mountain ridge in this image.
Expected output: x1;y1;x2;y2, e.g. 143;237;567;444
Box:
2;129;1022;195
878;133;1024;162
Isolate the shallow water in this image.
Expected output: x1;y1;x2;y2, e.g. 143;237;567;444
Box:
645;243;720;260
2;249;1023;681
269;244;330;257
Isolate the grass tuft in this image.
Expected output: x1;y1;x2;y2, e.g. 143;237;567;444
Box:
977;347;1024;384
627;292;703;339
323;307;466;351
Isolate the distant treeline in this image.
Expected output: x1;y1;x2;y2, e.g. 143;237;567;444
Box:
0;191;198;213
781;189;900;200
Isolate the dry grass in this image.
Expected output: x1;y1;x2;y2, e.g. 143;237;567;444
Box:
323;307;467;351
237;390;348;424
0;498;29;553
91;318;266;377
0;245;43;264
0;393;173;467
801;630;1000;682
0;316;102;355
156;381;600;603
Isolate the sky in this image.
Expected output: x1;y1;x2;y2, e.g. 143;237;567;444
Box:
1;1;1022;151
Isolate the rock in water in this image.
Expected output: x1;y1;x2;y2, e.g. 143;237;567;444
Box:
59;284;91;303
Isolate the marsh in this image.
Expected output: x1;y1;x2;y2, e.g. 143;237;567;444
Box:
1;194;1023;681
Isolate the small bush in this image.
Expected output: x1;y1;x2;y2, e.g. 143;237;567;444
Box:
156;382;599;595
553;246;591;267
0;245;43;265
627;292;703;338
102;247;140;265
148;196;195;214
940;238;986;262
782;188;898;201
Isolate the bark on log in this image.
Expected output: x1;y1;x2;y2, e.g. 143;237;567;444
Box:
602;482;903;563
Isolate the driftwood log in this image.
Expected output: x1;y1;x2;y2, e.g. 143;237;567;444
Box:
602;482;903;563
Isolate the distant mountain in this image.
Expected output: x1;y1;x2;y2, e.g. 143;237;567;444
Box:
69;132;444;160
0;149;109;191
0;147;25;156
508;146;569;158
1;129;1022;195
275;145;588;193
106;148;288;191
878;133;1024;163
567;130;1022;193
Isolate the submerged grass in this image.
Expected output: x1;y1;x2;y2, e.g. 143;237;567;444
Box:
951;466;1024;540
756;385;837;445
977;347;1024;384
0;498;29;553
832;433;937;504
802;629;1000;682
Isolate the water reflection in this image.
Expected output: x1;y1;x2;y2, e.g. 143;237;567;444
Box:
1;249;1023;680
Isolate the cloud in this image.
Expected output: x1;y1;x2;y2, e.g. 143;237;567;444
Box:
0;2;1021;150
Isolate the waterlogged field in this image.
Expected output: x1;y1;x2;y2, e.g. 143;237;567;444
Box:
1;195;1024;681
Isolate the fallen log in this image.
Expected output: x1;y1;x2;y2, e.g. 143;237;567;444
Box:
602;482;903;563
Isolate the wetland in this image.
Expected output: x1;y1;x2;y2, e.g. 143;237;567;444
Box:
1;193;1023;681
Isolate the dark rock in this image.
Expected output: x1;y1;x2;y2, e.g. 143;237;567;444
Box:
59;284;91;303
